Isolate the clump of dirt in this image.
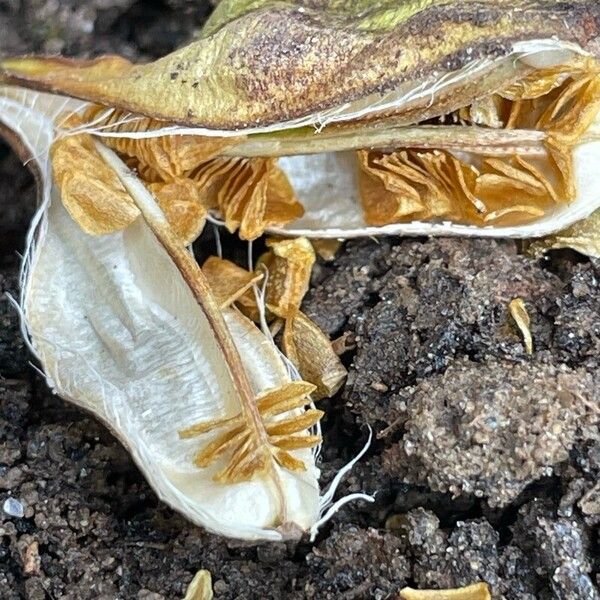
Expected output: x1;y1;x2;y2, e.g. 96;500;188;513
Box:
303;525;410;599
383;359;600;506
305;236;599;428
552;263;600;368
379;501;599;599
304;239;394;337
308;237;571;424
512;500;599;599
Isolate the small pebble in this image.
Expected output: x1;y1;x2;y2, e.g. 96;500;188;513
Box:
370;381;389;393
3;497;24;518
213;580;229;594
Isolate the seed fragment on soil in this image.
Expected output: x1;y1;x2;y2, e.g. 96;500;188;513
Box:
509;297;533;354
183;569;213;600
400;582;491;600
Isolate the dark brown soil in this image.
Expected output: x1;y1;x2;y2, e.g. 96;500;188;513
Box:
1;2;600;599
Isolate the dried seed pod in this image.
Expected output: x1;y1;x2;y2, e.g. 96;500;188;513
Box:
0;90;325;541
2;2;598;129
3;1;600;239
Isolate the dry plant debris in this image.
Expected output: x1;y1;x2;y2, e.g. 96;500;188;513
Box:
399;582;491;600
179;381;321;483
0;97;328;537
508;298;533;355
183;569;213;600
202;238;347;400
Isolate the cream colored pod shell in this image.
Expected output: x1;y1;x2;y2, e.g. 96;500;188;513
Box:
0;88;321;541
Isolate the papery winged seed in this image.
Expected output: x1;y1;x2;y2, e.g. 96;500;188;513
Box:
509;298;534;355
147;179;208;245
262;393;316;419
273;450;307;472
51;133;139;235
201;256;263;309
254;237;315;322
282;312;347;400
179;414;243;439
193;426;247;468
513;156;560;203
256;381;317;414
79;105;243;178
201;251;346;398
266;410;325;437
271;435;322;450
183;569;213;600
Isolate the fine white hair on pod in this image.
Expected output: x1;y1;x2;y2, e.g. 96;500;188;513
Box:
310;427;375;541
